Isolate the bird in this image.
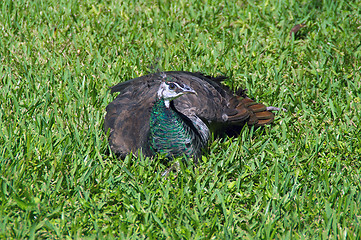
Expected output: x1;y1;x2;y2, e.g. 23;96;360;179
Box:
104;71;281;162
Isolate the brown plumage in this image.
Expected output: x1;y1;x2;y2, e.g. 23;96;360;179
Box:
104;71;279;158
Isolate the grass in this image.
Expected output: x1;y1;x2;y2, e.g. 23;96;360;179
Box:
1;0;361;238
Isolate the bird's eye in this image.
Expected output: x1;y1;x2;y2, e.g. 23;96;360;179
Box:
169;83;176;90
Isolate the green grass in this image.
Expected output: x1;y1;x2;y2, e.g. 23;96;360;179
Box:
1;0;361;238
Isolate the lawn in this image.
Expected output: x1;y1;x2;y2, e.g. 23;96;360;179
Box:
1;0;361;238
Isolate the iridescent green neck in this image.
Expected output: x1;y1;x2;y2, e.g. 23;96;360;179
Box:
148;98;201;158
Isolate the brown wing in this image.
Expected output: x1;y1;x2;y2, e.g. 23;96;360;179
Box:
104;74;159;157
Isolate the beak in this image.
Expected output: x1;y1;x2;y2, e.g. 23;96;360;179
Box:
187;89;197;95
182;84;197;95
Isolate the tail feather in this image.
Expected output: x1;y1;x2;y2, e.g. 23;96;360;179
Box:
254;110;275;120
236;97;275;127
247;114;259;126
256;118;274;126
247;103;267;113
213;95;280;137
227;107;250;122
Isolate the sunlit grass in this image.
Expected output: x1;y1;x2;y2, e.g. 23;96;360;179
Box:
1;0;360;238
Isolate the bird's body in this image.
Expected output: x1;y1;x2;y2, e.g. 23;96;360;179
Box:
104;71;279;160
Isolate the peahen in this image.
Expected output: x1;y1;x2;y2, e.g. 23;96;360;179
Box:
104;71;281;161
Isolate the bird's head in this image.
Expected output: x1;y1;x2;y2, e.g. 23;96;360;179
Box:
157;81;196;108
